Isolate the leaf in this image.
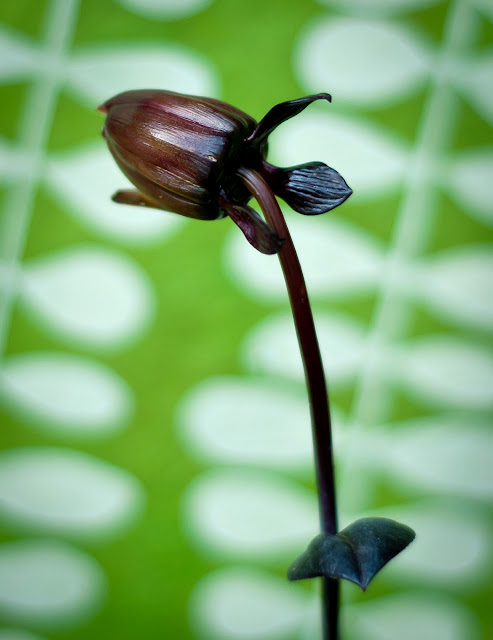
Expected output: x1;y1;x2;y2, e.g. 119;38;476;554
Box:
445;149;493;228
243;311;366;384
0;351;133;436
0;27;38;81
0;138;31;183
178;376;346;470
348;591;480;640
373;415;493;501
414;246;493;331
295;17;429;105
45;145;186;245
0;629;48;640
268;111;409;197
0;539;105;629
178;377;313;469
192;567;310;640
317;0;443;12
115;0;213;20
225;214;383;300
396;337;493;409
475;0;493;23
288;517;415;590
184;469;318;558
0;447;144;541
66;46;219;107
457;52;493;127
20;245;155;349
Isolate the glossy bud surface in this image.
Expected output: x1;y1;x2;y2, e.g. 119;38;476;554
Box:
99;90;262;220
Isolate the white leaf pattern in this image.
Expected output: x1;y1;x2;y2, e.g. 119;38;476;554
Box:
474;0;493;23
296;17;430;105
0;28;38;81
457;52;493;126
0;447;145;540
348;592;480;640
183;469;318;558
0;630;48;640
178;376;347;470
45;145;187;245
268;112;409;196
115;0;214;20
0;539;106;629
395;337;493;409
190;567;310;640
20;245;155;349
371;416;493;500
243;311;367;384
317;0;444;12
363;502;492;586
0;352;133;437
445;149;493;227
225;215;383;301
66;46;220;107
413;246;493;331
0;138;32;183
177;377;314;469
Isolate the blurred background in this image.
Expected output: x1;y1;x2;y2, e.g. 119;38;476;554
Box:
0;0;492;639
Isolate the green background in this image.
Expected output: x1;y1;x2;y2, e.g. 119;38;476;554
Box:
0;0;492;639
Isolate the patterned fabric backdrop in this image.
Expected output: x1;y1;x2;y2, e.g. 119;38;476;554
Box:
0;0;492;639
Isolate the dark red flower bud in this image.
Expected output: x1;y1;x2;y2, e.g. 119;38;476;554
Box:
99;90;352;254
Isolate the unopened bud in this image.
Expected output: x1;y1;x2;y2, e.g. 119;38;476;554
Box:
99;90;352;254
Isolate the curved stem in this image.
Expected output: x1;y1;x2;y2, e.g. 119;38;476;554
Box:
238;167;339;640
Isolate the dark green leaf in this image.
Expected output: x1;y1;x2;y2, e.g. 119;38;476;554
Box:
287;517;415;590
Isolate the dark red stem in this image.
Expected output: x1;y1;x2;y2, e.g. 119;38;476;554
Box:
238;167;339;640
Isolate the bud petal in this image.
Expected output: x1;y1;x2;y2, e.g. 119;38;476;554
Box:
101;90;257;220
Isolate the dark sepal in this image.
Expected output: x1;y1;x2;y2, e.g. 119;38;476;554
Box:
288;517;415;591
219;192;284;255
248;94;332;147
263;161;352;215
112;189;160;208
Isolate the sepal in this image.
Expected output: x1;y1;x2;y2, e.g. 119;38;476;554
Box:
287;517;415;590
248;94;332;147
219;193;284;255
112;189;158;208
264;161;352;215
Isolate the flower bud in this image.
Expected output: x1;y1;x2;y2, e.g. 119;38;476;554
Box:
99;90;261;220
99;90;352;254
